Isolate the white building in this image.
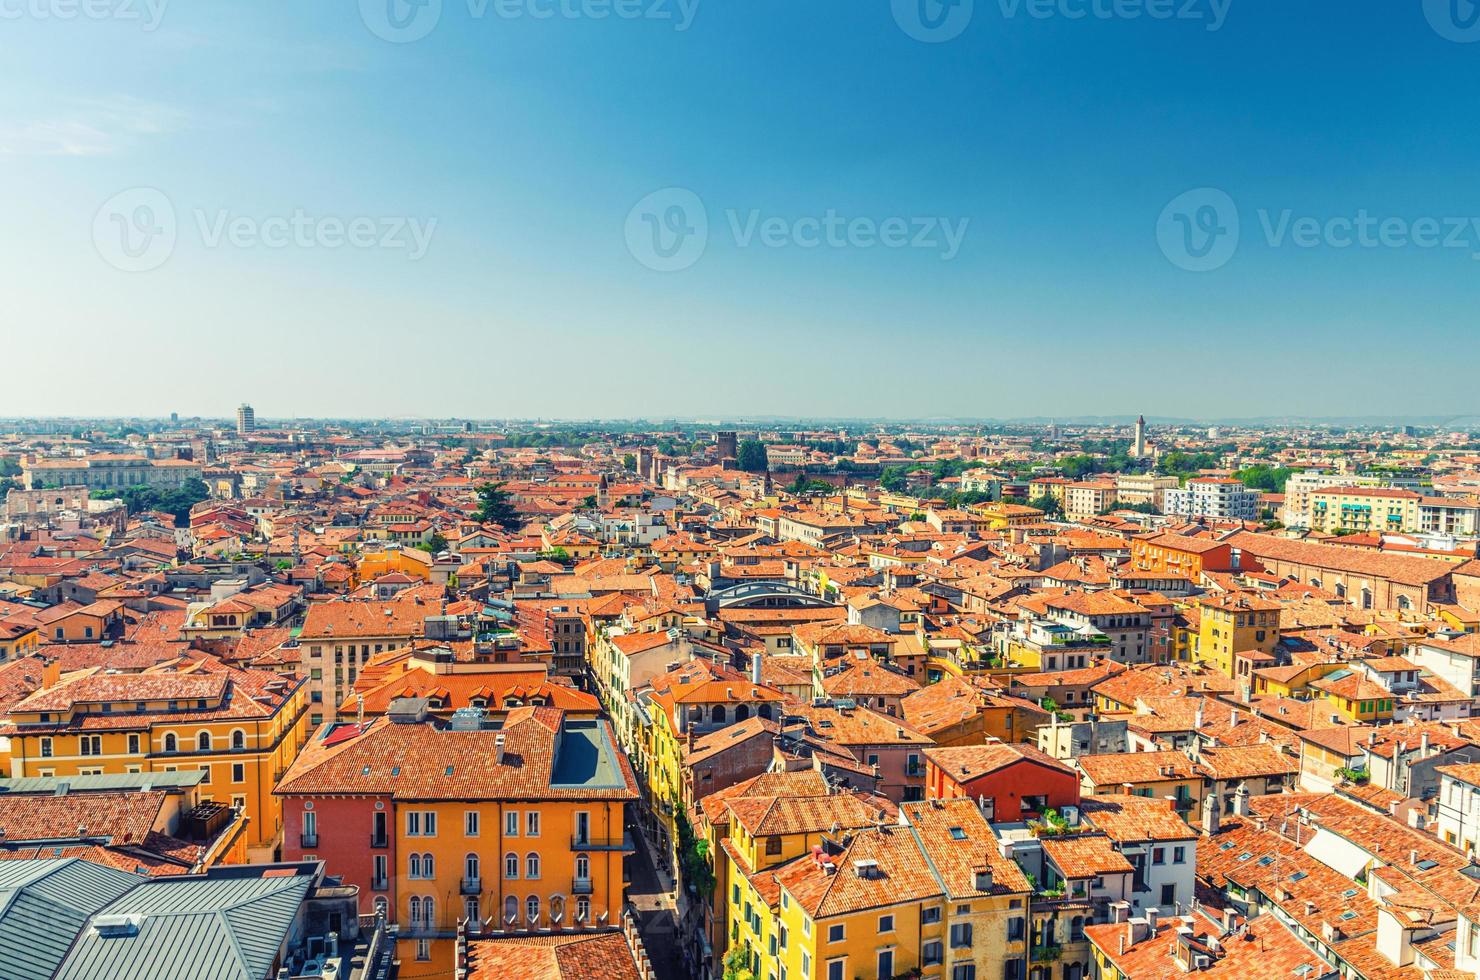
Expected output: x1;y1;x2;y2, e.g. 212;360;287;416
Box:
1162;477;1258;521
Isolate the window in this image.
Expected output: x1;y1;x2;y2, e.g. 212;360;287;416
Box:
416;939;430;961
526;853;540;879
163;733;177;752
465;897;480;927
1152;847;1165;865
953;965;978;980
1007;916;1024;941
232;763;245;782
766;835;783;856
506;811;520;836
878;914;894;932
409;896;422;924
922;905;941;925
466;811;480;836
466;853;480;881
127;734;140;753
1173;846;1186;864
505;853;519;879
198;765;211;784
409;854;423;878
877;950;894;978
526;811;540;836
40;737;52;758
197;731;212;751
525;895;540;924
950;922;973;948
576;853;590;880
826;960;845;980
1161;883;1176;906
231;729;245;749
827;924;844;943
923;940;943;965
576;897;590;923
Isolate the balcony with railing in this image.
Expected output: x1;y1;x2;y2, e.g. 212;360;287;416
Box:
300;832;319;848
571;833;635;852
461;877;481;895
572;877;594;895
370;833;388;848
371;875;389;891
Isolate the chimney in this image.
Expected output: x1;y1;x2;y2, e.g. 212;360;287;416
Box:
495;733;506;765
751;652;763;685
1228;708;1239;726
1202;792;1220;837
1194;702;1204;729
1420;732;1430;757
1232;782;1250;817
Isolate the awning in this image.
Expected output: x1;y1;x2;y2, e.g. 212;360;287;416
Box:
1304;828;1372;880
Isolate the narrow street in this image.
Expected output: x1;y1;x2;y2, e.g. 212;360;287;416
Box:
626;820;687;980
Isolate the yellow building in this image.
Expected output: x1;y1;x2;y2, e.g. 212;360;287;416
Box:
731;798;1031;980
1309;668;1395;723
969;501;1045;528
1309;486;1422;534
1186;593;1280;681
356;545;432;584
3;663;309;862
0;623;40;660
276;707;638;976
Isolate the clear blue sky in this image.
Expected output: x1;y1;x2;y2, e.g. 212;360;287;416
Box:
3;0;1478;420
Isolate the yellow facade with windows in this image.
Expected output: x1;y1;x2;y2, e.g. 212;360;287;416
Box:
4;669;309;862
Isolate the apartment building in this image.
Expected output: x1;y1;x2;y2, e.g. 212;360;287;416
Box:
20;453;203;490
1064;481;1118;521
277;702;638;974
1114;473;1180;510
3;663;309;862
298;595;432;728
1308;486;1423;534
1162;478;1259;522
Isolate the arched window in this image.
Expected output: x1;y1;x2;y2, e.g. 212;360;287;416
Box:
465;853;479;881
465;897;480;928
1335;582;1346;599
525;895;540;923
422;853;434;878
409;896;422;924
503;895;518;923
230;729;245;749
163;733;177;752
197;731;211;751
526;853;540;879
1361;588;1373;610
734;704;749;722
422;897;435;928
576;896;591;923
409;854;422;878
575;853;590;881
505;853;519;879
1398;595;1413;611
1070;915;1085;941
710;704;725;724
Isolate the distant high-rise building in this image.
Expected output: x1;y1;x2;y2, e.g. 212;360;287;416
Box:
169;411;178;424
236;403;256;435
1132;415;1147;458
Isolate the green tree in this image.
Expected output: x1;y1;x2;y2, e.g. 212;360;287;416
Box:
1025;493;1063;517
92;477;209;526
581;494;598;509
474;481;522;530
622;453;637;472
423;531;449;554
736;440;768;473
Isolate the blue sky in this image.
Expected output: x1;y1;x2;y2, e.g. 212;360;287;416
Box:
3;0;1478;421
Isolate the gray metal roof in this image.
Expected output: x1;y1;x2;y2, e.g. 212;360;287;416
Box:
0;858;144;980
55;871;312;980
0;771;206;796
